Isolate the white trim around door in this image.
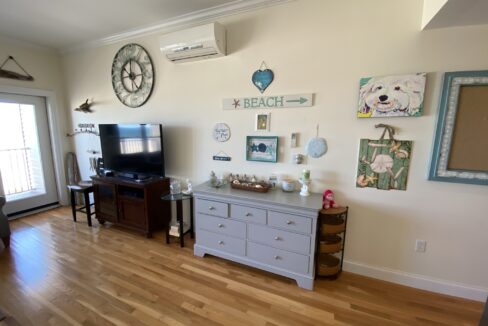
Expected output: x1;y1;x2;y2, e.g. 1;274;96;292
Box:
0;85;68;207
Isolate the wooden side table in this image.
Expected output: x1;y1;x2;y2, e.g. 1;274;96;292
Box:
161;193;194;247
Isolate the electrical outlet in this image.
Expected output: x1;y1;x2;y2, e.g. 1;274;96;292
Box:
415;239;427;253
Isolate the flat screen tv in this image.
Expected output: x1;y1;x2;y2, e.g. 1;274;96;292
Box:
99;124;165;178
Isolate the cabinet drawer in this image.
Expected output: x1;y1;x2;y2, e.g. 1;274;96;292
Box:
195;199;228;218
197;229;245;256
248;224;311;255
247;242;309;275
268;211;312;234
230;204;266;224
196;214;246;238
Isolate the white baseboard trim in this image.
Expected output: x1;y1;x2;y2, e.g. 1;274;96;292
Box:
343;260;488;302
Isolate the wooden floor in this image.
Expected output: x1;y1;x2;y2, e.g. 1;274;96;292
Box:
0;207;483;326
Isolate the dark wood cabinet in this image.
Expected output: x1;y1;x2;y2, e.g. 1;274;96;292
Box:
91;176;170;237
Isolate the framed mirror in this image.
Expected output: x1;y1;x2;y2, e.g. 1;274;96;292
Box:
429;70;488;185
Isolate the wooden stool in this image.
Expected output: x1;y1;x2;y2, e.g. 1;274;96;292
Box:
67;183;95;227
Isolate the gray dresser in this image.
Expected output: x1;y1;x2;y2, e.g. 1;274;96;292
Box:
193;183;323;290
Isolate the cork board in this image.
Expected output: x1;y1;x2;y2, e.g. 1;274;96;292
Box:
447;85;488;171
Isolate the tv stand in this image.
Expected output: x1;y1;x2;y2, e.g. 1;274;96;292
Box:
91;176;170;237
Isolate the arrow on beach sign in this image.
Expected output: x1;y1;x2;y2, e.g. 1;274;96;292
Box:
223;94;313;110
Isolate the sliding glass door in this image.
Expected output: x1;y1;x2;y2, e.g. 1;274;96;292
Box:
0;93;58;217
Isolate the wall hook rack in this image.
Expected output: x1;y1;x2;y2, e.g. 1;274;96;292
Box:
66;123;99;137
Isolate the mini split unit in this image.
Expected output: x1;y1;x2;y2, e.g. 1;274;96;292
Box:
159;22;226;63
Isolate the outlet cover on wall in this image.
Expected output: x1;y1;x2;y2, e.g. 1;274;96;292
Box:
415;239;427;252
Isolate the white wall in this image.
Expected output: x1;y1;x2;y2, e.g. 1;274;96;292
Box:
0;37;70;204
61;0;488;299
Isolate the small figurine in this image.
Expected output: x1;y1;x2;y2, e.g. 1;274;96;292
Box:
322;189;339;209
228;173;234;182
183;178;193;195
251;175;257;183
210;171;217;186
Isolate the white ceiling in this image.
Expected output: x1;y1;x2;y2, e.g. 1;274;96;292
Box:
424;0;488;29
0;0;286;51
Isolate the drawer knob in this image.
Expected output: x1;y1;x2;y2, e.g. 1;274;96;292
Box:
274;236;281;241
218;223;224;228
209;206;216;210
218;240;224;245
245;212;252;217
274;255;281;260
286;220;293;225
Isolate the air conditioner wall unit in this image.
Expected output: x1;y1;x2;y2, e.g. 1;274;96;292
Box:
160;22;226;63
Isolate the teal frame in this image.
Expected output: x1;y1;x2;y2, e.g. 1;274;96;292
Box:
428;70;488;185
246;136;278;163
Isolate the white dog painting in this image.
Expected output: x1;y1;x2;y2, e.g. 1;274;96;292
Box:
357;73;426;118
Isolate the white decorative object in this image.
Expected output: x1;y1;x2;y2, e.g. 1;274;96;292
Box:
305;125;327;158
183;179;193;195
299;178;310;196
212;123;230;142
291;133;298;148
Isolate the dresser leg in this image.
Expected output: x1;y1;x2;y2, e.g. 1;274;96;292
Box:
193;245;206;258
296;277;314;290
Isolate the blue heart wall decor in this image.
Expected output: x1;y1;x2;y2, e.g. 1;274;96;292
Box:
252;68;274;94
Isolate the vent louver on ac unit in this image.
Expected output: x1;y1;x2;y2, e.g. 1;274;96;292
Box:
160;23;226;63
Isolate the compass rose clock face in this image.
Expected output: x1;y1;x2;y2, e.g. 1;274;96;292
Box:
111;43;154;108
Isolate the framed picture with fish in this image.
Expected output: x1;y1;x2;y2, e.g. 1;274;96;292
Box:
246;136;278;163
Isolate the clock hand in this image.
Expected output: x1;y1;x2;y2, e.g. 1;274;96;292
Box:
123;66;130;75
129;59;132;75
131;79;137;91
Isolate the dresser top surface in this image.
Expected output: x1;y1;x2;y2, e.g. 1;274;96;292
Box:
194;182;323;212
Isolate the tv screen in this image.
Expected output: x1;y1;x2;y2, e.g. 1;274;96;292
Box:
99;124;165;177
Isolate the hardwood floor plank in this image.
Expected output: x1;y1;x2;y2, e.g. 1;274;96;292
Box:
0;207;483;326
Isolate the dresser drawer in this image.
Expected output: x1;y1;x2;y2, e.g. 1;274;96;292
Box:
247;242;309;275
248;224;311;255
230;204;267;224
197;229;245;256
268;211;312;234
195;199;229;218
196;214;246;238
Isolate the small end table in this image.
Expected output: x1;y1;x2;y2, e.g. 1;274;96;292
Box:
161;193;194;247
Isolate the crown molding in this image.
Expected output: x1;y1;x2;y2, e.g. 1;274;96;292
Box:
61;0;293;54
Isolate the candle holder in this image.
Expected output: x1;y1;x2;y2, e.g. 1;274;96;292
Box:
299;178;311;196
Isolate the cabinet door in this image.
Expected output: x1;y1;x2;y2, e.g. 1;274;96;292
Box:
93;182;117;222
118;197;146;228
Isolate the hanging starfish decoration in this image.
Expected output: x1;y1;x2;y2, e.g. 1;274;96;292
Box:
389;140;401;153
365;174;378;184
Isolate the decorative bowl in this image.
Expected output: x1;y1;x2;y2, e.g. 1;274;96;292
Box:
281;179;296;192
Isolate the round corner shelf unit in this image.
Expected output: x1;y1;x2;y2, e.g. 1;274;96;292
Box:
316;206;348;278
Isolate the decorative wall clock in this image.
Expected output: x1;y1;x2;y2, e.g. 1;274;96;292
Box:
213;123;231;142
111;44;154;108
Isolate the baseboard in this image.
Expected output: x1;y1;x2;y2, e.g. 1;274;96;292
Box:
343;260;488;302
7;203;60;220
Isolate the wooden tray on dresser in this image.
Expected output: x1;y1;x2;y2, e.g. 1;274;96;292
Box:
230;181;270;193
